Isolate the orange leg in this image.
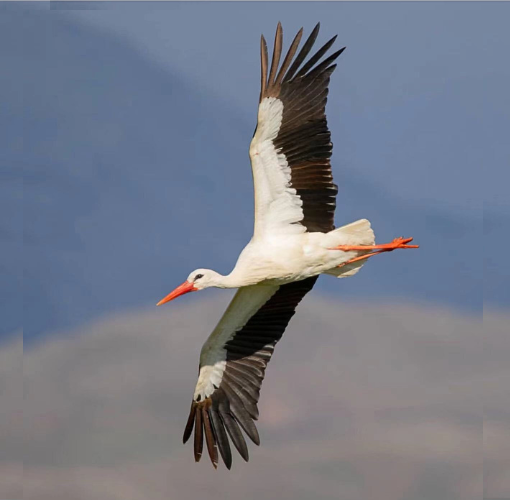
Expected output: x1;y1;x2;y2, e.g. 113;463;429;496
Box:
331;237;419;268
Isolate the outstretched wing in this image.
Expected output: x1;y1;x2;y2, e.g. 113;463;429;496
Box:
250;22;343;238
183;277;317;469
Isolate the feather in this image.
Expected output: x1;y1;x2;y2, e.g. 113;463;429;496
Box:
295;35;338;78
210;406;232;469
221;412;249;461
274;28;303;88
284;22;321;81
194;405;203;462
202;406;218;468
267;22;283;91
183;401;196;444
260;35;268;101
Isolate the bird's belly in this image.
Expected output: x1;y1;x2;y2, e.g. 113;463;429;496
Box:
243;236;337;285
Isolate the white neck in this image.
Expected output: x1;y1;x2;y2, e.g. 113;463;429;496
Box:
214;271;245;289
205;268;260;289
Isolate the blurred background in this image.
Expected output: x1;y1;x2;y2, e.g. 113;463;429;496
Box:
2;1;508;499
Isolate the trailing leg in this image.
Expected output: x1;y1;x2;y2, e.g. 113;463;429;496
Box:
331;237;419;268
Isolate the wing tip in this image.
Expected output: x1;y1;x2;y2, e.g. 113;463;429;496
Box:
260;22;342;95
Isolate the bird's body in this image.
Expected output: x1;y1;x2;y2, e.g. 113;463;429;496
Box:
225;220;376;287
157;23;418;469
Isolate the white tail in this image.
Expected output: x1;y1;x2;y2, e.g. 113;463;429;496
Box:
324;219;375;278
324;260;366;278
332;218;375;245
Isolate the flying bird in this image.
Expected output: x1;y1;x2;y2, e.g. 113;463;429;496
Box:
157;23;418;469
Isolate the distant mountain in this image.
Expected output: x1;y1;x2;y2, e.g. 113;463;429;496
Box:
14;299;501;499
3;11;488;342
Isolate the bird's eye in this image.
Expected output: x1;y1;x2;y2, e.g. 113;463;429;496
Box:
195;274;204;280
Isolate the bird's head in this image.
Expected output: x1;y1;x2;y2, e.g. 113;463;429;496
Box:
156;269;222;306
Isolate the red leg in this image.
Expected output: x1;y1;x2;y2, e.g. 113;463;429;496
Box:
332;237;419;268
333;237;419;252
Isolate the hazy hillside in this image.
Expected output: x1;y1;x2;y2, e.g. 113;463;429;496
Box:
3;298;503;499
3;11;489;342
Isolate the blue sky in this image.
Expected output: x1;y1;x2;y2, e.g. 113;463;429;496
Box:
4;2;508;341
4;7;507;497
67;1;507;216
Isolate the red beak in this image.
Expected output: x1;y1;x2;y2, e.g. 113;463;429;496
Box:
156;281;197;306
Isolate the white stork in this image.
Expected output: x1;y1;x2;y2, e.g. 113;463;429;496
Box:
157;23;418;469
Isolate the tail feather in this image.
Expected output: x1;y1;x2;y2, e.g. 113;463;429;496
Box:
332;219;375;245
324;261;366;278
325;219;375;278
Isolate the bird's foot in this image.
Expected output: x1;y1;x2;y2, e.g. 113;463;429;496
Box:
333;237;419;268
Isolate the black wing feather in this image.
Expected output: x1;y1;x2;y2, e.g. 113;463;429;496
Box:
259;24;342;233
183;277;317;468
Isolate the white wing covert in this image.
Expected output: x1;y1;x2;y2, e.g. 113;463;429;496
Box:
249;22;343;238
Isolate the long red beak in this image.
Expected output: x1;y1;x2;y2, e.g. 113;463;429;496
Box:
156;281;197;306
